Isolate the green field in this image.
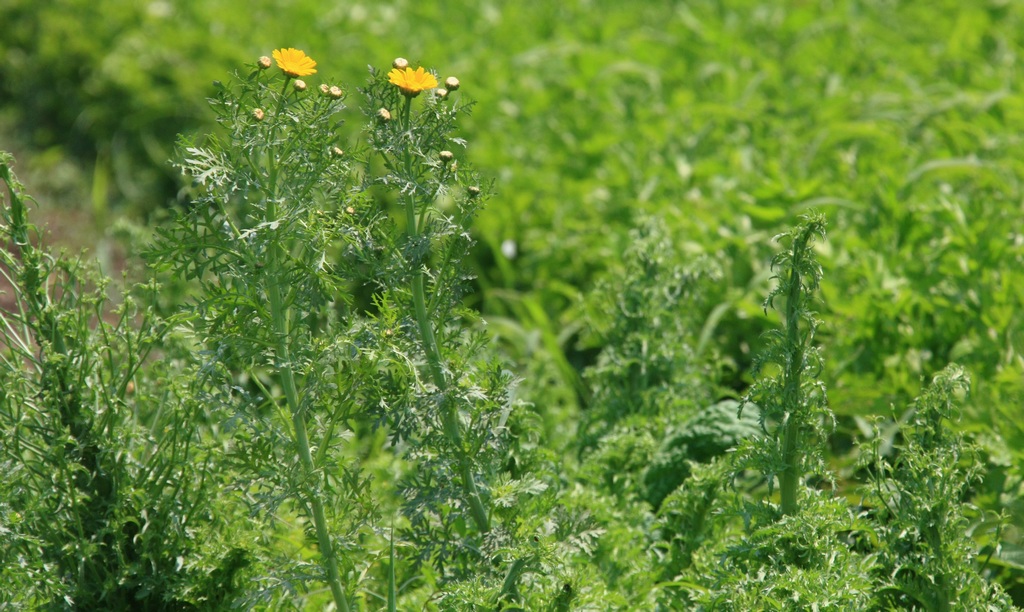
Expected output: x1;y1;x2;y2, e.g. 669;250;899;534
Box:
2;0;1024;609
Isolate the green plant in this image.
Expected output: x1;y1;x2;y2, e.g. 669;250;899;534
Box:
578;217;720;454
696;215;1020;610
6;5;1024;602
0;154;247;608
148;51;539;608
694;214;874;609
865;364;1018;610
643;399;760;509
740;213;830;517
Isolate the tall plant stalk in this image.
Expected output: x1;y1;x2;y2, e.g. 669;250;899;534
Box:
398;95;490;533
743;213;827;518
264;80;351;611
777;225;815;516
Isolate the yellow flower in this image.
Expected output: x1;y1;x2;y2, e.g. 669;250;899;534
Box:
388;66;438;96
272;48;317;77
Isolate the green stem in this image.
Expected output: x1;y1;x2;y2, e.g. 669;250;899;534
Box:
779;411;800;516
779;236;808;517
496;556;531;610
264;93;351;611
268;277;349;612
923;520;951;612
399;96;490;533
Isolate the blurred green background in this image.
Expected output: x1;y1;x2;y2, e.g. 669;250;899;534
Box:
3;0;1024;597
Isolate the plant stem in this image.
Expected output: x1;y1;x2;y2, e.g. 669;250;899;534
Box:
925;521;952;612
266;225;351;612
399;96;490;533
779;233;809;517
387;524;397;612
496;555;531;609
264;95;351;610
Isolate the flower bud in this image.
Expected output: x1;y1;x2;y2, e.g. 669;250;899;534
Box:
331;146;344;157
345;206;356;214
392;57;409;70
439;150;454;163
320;83;330;95
293;79;307;92
434;88;449;100
329;85;343;99
468;185;481;197
258;56;272;70
377;108;392;122
253;108;266;121
444;76;460;91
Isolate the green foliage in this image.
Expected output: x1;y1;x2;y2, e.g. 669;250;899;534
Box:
740;213;831;516
156;64;380;610
0;153;250;609
5;0;1024;440
703;492;878;611
866;365;1018;611
695;224;1020;611
655;456;733;588
3;0;1024;606
145;56;536;609
643;399;760;509
693;217;881;609
579;218;720;444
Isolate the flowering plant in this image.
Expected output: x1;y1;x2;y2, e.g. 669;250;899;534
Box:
149;50;535;609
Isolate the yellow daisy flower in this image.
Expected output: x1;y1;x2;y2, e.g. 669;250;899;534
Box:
272;48;317;78
388;66;438;97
